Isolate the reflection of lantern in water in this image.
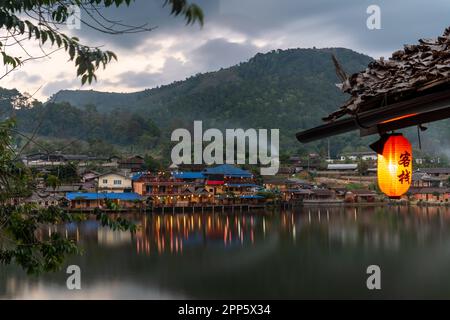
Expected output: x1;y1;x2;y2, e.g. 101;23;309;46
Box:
374;134;412;199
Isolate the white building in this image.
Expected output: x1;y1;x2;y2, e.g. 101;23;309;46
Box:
97;172;132;193
327;164;358;171
340;151;378;162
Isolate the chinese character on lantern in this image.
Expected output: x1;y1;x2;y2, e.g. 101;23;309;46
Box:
376;134;413;199
398;151;411;167
397;169;410;184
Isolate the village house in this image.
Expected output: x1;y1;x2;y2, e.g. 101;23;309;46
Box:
287;178;314;189
132;172;192;207
263;176;315;201
286;188;337;202
223;182;262;197
327;163;358;171
367;167;378;176
172;171;206;184
22;153;121;170
412;172;444;188
286;156;309;173
23;153;89;167
97;172;132;193
277;167;296;174
78;170;100;192
81;180;97;192
288;156;302;166
22;153;77;167
298;153;323;171
131;165;262;207
133;173;189;196
202;164;255;195
320;163;359;177
339;151;378;162
81;170;100;182
176;164;207;172
310;189;337;200
283;179;314;201
45;184;83;196
65;192;143;210
285;189;315;202
263;176;289;192
417;168;450;180
119;156;145;172
344;189;377;203
100;156;121;169
24;192;64;208
414;157;442;166
407;187;450;202
178;186;213;206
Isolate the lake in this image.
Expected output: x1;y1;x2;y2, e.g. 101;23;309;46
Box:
2;205;450;299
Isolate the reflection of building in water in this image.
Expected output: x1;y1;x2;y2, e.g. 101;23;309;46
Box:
134;212;272;256
277;206;450;250
98;228;132;247
33;206;450;260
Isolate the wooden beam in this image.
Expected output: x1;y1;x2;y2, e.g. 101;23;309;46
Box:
296;89;450;143
360;106;450;137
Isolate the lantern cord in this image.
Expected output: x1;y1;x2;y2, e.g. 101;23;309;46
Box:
417;124;428;150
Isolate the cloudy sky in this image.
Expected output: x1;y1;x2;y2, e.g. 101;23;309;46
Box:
2;0;450;101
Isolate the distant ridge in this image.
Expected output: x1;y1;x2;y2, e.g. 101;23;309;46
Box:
4;47;382;154
51;47;373;131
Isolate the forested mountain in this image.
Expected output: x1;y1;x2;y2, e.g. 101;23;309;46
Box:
46;48;374;155
55;48;372;130
4;47;450;160
51;90;145;113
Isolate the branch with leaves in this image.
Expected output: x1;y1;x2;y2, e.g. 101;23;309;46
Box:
0;0;204;275
0;0;203;83
0;118;138;274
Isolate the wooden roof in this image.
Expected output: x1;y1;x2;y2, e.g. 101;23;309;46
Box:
326;27;450;122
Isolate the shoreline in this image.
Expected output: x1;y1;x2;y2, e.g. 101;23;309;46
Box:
62;201;450;214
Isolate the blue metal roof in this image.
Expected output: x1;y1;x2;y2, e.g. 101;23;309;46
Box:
172;172;205;179
66;192;142;201
240;195;265;199
204;164;252;178
226;183;260;188
131;173;144;181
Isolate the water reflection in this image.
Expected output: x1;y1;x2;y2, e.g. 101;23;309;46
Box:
4;206;450;299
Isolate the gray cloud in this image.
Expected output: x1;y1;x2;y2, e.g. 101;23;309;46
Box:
70;0;450;59
190;38;261;70
42;79;79;97
11;71;43;84
12;0;450;99
114;70;164;89
113;57;185;89
70;0;216;48
111;38;263;90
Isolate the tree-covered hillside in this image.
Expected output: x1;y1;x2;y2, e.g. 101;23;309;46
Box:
49;47;374;154
5;47;450;160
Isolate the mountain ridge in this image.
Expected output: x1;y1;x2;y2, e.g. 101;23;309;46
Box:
4;47;405;158
50;47;373;119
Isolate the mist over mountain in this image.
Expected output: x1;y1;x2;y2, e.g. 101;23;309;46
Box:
53;48;372;126
4;47;449;159
44;48;373;154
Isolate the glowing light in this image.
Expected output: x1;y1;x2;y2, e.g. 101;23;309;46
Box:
378;134;412;198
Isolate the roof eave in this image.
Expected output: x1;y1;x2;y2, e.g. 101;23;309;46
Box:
297;89;450;143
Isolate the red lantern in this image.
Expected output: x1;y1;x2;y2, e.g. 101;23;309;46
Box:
377;134;412;199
